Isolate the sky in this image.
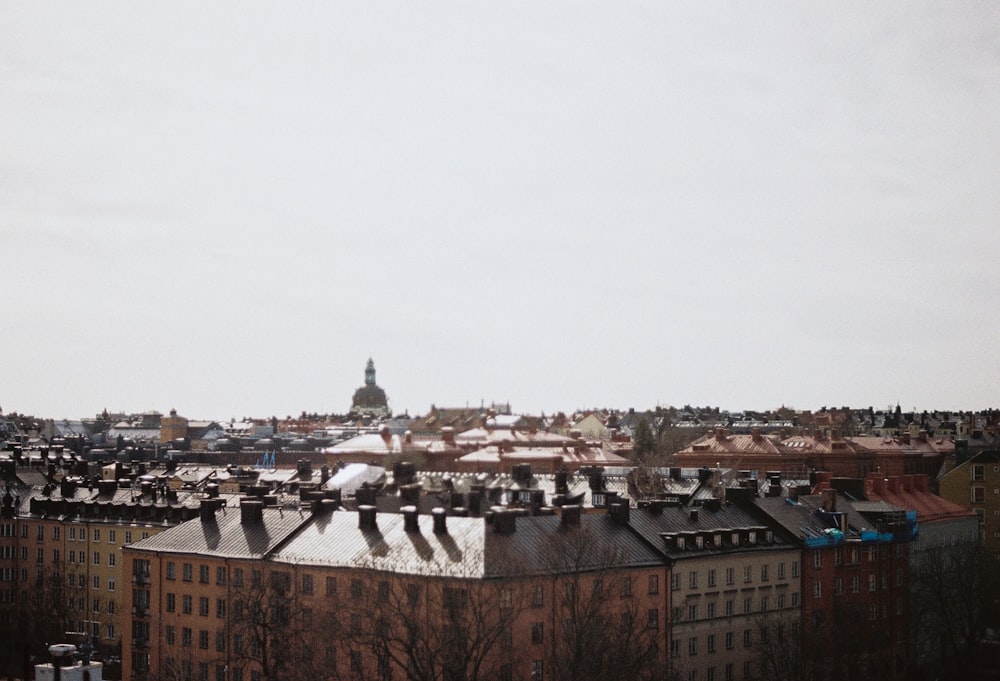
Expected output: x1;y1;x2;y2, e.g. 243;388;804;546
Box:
2;2;999;422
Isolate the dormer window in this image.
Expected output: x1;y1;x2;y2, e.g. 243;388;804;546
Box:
765;531;773;544
731;532;740;546
748;531;757;545
695;536;704;549
677;537;686;550
714;533;722;547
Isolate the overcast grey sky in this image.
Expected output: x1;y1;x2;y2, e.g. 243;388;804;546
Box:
2;2;999;421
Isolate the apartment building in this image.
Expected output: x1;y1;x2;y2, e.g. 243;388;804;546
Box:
123;498;668;681
628;496;801;681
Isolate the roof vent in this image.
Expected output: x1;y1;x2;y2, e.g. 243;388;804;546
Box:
432;507;448;534
402;505;419;533
358;505;378;531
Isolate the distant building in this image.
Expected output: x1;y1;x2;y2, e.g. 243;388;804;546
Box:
349;358;390;418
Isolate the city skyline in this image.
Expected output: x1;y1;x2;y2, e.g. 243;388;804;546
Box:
4;3;999;421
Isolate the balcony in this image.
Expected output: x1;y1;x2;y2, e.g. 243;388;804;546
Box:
133;574;150;585
132;606;149;618
132;637;149;649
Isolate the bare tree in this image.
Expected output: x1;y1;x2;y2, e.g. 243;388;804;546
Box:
340;560;524;681
226;566;332;681
541;523;663;681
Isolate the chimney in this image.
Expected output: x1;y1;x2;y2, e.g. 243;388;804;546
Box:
356;484;378;506
561;504;581;526
555;469;569;494
609;499;630;525
441;426;455;446
751;428;762;441
689;508;699;522
404;430;413;445
467;490;483;516
200;498;223;522
358;505;378;531
380;425;391;445
240;499;264;525
402;505;420;533
432;507;448;534
493;509;517;534
400;483;421;505
320;465;330;484
206;483;219;498
821;488;837;512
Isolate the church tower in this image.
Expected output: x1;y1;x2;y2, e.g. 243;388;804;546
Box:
350;358;390;418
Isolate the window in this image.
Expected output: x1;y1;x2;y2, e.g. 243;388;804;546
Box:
743;565;752;583
183;595;192;614
791;561;799;578
620;577;632;597
92;552;100;566
672;573;682;591
973;464;985;481
707;569;716;588
199;565;209;584
531;622;543;644
199;597;209;616
351;579;363;599
166;626;176;645
743;629;753;647
125;531;133;544
69;527;76;540
166;593;176;612
648;574;659;595
777;593;785;609
707;633;716;652
812;551;822;568
326;576;337;596
647;608;659;629
93;576;100;589
725;567;734;585
834;577;842;595
93;598;101;612
233;569;244;587
302;574;313;595
760;595;769;612
777;562;785;579
791;592;799;607
869;574;877;592
199;630;209;649
93;529;100;542
217;599;227;618
182;627;192;647
707;667;715;681
532;584;544;607
53;526;61;540
689;571;698;589
760;564;769;582
216;567;226;585
108;553;116;567
707;602;716;619
973;487;985;503
851;576;860;593
813;581;822;598
183;563;193;582
37;526;44;541
531;660;543;681
671;639;680;658
688;604;698;621
688;637;698;656
109;530;116;543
